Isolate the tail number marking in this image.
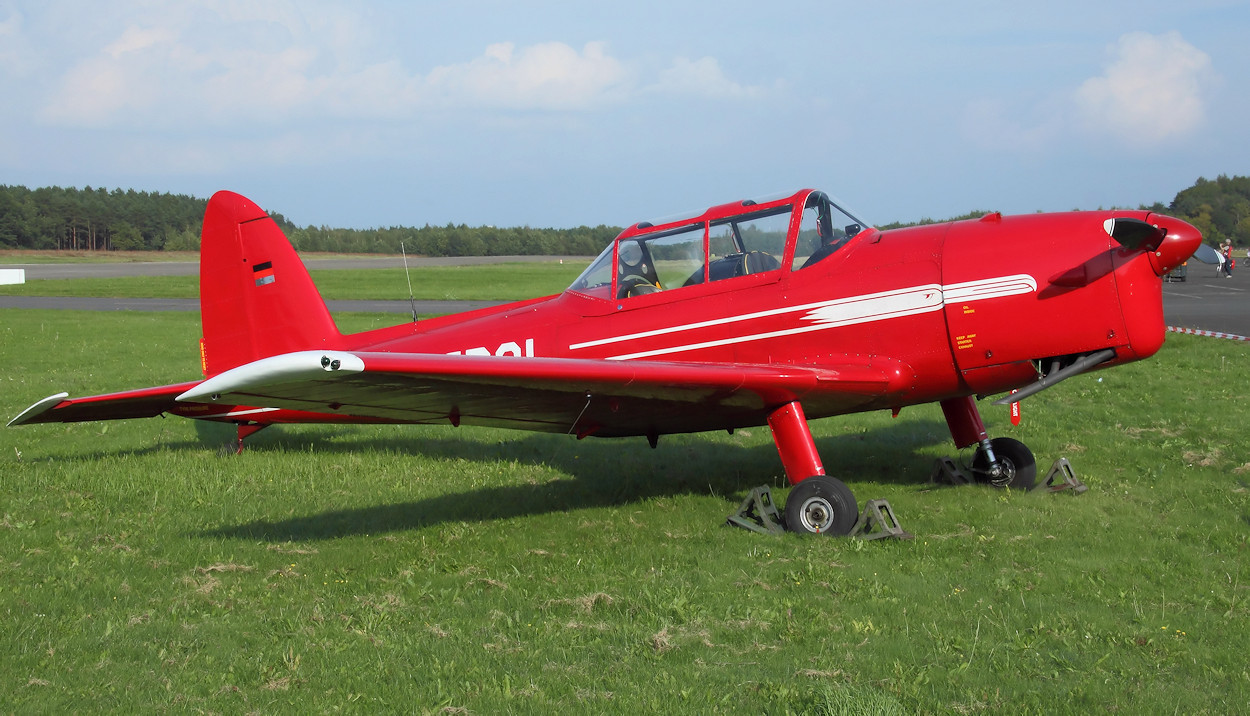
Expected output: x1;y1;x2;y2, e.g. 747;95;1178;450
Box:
447;339;535;357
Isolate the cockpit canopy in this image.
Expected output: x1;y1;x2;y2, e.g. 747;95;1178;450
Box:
568;189;868;300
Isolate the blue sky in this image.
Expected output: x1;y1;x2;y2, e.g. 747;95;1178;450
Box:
2;1;1248;230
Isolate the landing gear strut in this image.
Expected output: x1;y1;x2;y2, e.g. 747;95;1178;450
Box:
972;436;1036;489
941;396;1037;490
766;401;860;536
234;423;268;454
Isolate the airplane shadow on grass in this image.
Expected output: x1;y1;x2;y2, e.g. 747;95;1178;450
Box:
200;418;955;542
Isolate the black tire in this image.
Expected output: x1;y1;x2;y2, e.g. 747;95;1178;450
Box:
972;437;1036;490
784;476;858;536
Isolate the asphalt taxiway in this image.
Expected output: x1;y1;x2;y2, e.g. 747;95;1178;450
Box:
1161;269;1249;336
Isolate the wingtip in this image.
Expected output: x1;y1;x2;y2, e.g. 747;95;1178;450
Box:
8;392;70;427
177;351;364;403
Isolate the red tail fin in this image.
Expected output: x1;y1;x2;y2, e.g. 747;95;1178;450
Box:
199;191;341;376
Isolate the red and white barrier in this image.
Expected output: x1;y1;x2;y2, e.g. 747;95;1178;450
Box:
1167;326;1250;341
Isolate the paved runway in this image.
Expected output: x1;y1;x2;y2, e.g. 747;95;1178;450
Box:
3;257;1248;336
1161;269;1250;336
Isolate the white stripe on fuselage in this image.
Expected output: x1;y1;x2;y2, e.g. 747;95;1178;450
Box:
191;407;281;419
568;275;1035;361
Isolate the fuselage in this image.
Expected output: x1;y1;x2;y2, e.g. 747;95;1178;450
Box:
316;189;1199;429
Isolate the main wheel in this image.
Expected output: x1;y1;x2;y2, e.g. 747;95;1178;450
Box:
784;476;858;536
972;437;1036;490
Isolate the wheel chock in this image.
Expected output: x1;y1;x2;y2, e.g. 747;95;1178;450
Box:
850;499;913;540
727;486;786;535
1034;457;1087;494
930;456;974;485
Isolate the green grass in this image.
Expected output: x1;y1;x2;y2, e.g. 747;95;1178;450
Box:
0;263;583;301
1;309;1248;713
0;251;201;264
0;275;197;298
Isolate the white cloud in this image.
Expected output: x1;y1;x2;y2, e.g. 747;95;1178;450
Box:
961;98;1061;153
0;8;37;77
423;41;632;111
104;24;177;58
963;31;1215;153
646;56;765;99
1074;31;1213;145
38;8;386;128
34;2;762;133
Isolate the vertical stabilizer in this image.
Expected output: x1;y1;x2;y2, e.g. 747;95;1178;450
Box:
199;191;341;376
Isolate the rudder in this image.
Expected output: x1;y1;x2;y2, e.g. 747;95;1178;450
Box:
199;191;341;376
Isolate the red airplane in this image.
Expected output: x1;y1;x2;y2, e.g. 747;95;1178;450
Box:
9;189;1202;535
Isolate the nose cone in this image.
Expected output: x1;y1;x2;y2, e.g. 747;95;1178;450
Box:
1145;214;1203;277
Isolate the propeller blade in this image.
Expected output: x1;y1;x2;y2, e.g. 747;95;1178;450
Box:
1189;243;1221;264
1103;217;1166;251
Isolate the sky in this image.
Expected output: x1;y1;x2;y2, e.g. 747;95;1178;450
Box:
2;1;1249;230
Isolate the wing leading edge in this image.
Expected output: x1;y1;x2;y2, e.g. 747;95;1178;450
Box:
176;350;916;437
10;352;915;436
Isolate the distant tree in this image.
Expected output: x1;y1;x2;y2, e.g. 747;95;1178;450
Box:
1234;217;1250;248
0;190;24;248
1170;174;1250;247
877;210;997;231
110;221;144;251
164;227;200;251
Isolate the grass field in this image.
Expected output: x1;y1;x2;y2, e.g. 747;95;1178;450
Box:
0;250;202;264
0;251;424;264
0;263;583;302
2;308;1248;714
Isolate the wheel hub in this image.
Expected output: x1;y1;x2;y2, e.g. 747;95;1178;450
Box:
798;496;834;533
986;457;1015;487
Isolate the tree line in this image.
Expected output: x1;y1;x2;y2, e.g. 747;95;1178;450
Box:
1;177;1248;255
0;186;215;252
286;223;620;257
0;184;619;256
1162;175;1250;248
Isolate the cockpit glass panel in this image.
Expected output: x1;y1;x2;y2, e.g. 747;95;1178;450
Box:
793;191;868;270
704;207;789;283
568;242;615;298
617;224;704;298
570;190;862;299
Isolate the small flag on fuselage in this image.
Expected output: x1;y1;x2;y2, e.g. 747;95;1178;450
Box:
253;261;275;286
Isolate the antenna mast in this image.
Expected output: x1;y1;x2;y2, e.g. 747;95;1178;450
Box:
401;241;417;323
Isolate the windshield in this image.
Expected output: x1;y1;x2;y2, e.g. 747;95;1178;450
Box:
568;241;616;298
567;189;870;297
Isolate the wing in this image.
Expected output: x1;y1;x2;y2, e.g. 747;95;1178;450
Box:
175;350;914;437
9;382;202;426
